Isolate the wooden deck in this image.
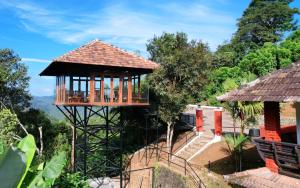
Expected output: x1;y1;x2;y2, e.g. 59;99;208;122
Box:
55;101;149;107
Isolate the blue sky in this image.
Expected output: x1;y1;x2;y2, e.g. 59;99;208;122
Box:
0;0;299;96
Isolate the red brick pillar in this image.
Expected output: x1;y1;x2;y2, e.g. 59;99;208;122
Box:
264;102;281;173
196;107;203;132
214;108;222;136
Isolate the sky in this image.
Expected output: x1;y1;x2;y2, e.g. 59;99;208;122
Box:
0;0;299;96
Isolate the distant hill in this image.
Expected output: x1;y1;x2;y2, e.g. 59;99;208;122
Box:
31;96;64;120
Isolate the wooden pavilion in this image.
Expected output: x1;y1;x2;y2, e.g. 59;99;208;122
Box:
218;61;300;178
40;39;159;186
40;39;158;106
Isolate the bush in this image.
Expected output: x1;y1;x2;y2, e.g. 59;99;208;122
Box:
54;172;89;188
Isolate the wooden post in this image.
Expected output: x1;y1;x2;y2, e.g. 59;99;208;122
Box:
70;76;73;92
63;76;66;103
296;102;300;144
56;77;58;103
110;76;114;103
119;75;123;104
128;76;132;103
90;74;95;103
138;75;141;99
101;74;104;102
58;76;61;103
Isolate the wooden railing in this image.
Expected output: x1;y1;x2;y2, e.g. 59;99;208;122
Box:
253;138;300;178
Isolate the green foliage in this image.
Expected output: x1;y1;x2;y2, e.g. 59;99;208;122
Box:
28;151;67;188
213;42;236;67
17;135;36;188
214;0;299;67
0;108;19;146
232;0;299;61
239;42;292;76
19;109;71;161
281;30;300;61
0;135;36;188
0;134;67;188
54;172;89;188
147;32;212;151
0;49;31;111
225;134;249;154
147;32;212;123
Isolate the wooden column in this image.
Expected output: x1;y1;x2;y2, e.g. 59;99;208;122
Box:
70;76;73;92
110;77;114;103
62;76;65;103
196;107;204;132
90;74;95;103
138;75;141;99
56;77;59;103
264;102;281;173
58;76;61;103
119;75;123;104
128;75;132;103
296;102;300;144
101;74;104;102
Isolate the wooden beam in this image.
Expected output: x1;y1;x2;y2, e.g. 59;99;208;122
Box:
90;74;95;103
119;75;123;104
110;77;114;103
101;74;104;102
128;75;132;103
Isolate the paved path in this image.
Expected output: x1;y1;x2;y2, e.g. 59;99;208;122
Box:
224;167;300;188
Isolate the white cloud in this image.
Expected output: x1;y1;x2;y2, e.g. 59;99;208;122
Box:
0;0;236;51
21;58;51;63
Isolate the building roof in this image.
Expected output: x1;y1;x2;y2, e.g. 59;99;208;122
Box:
217;61;300;102
40;39;159;76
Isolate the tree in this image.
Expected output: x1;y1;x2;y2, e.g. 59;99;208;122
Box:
280;29;300;62
214;0;299;67
232;0;299;61
147;32;212;152
0;109;19;146
0;49;31;112
238;42;292;76
213;42;237;68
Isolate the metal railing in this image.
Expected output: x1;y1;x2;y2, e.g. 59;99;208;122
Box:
145;145;206;188
172;131;197;153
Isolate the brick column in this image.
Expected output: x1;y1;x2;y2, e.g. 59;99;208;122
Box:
264;102;281;173
196;107;203;132
214;108;222;136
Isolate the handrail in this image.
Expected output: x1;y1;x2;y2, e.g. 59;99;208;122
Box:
147;145;206;188
172;130;197;153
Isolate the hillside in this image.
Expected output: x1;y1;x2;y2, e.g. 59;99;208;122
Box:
31;96;64;120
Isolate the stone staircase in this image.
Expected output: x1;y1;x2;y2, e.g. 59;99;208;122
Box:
173;131;214;162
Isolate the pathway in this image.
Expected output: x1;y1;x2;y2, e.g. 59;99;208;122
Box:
224;167;300;188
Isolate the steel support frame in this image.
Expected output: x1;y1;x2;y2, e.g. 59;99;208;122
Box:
57;105;124;187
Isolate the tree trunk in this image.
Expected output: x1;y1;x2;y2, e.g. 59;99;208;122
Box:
38;126;43;156
166;122;174;154
71;125;76;172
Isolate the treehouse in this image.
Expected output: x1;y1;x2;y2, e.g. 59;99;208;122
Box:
40;39;159;106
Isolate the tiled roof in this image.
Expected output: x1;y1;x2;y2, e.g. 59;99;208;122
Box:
217;61;300;102
52;39;159;70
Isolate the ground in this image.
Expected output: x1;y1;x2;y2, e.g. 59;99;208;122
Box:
191;140;264;175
